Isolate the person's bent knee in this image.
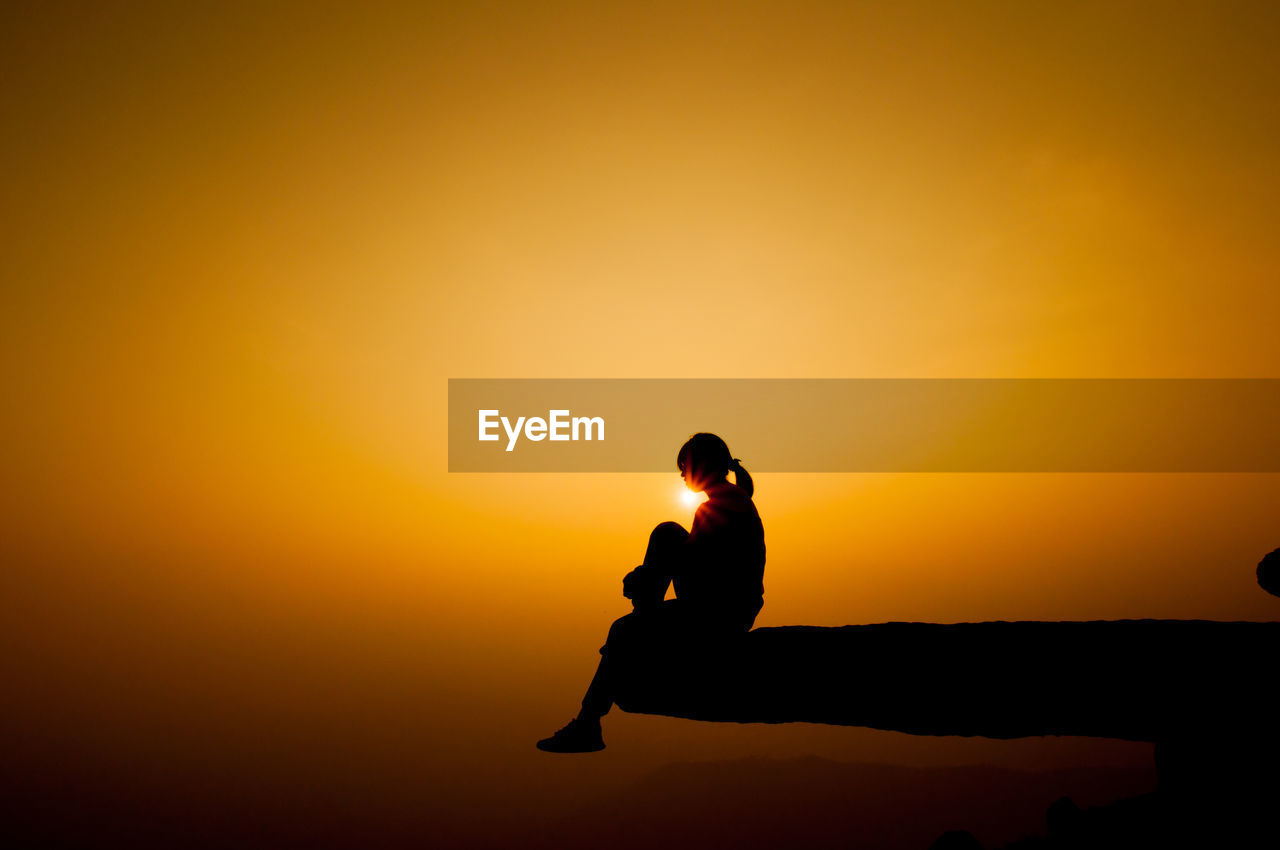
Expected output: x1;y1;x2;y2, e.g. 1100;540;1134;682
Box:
649;521;688;548
604;612;637;649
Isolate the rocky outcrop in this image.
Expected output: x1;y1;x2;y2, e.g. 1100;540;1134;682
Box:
613;617;1280;847
613;619;1278;742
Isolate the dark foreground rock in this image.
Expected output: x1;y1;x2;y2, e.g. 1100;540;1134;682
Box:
614;619;1278;741
613;619;1280;847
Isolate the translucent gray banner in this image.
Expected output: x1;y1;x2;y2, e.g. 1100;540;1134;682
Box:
447;379;1280;472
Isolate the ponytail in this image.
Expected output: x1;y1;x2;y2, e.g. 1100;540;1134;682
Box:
727;457;754;498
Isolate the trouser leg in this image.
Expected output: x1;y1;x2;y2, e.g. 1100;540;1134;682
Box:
579;613;639;719
644;521;688;568
628;522;687;610
581;523;689;719
579;654;614;719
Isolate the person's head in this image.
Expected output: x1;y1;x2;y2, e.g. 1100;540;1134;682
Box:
677;433;753;496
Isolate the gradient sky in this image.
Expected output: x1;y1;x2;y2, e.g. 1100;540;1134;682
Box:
4;1;1279;846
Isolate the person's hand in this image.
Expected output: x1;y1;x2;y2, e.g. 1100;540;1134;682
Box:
624;566;669;611
622;566;644;600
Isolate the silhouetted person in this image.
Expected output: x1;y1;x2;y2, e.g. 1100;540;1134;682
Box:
537;433;765;753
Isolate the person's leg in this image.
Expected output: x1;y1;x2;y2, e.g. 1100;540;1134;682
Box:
578;612;638;720
596;521;686;712
538;524;687;753
644;521;688;568
626;522;687;611
538;613;642;753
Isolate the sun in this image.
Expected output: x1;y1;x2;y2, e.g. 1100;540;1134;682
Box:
680;488;705;507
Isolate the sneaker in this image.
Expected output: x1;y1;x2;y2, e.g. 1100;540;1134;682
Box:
536;717;605;753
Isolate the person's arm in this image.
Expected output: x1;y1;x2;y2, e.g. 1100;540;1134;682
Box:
679;502;713;577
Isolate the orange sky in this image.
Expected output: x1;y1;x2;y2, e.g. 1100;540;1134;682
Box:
3;2;1279;845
